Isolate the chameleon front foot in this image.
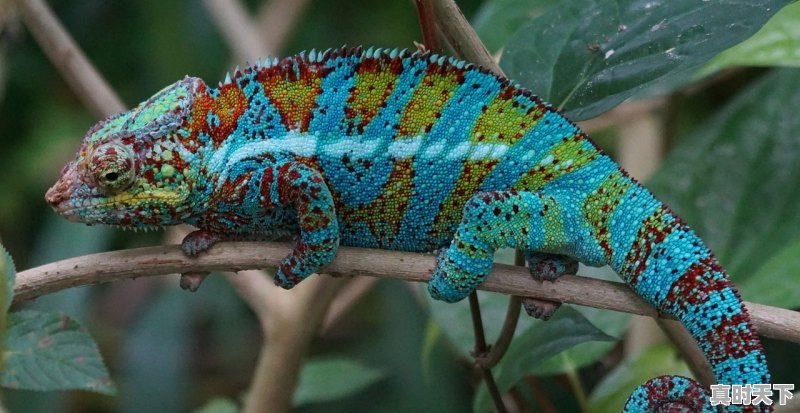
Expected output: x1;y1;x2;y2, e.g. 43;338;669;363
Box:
181;229;224;256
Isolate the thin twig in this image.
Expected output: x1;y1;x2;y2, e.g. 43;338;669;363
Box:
470;292;508;413
17;0;124;118
431;0;499;74
14;242;800;344
469;292;489;352
320;276;379;335
478;295;522;369
414;0;440;53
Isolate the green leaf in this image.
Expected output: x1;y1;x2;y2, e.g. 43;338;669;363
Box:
589;345;691;413
472;0;553;53
2;310;114;394
473;306;614;413
293;358;385;406
648;69;800;282
193;398;239;413
740;240;800;308
500;0;792;120
1;243;15;313
701;2;800;76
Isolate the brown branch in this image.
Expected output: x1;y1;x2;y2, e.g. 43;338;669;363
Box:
478;295;522;369
320;276;378;335
244;276;348;413
469;292;508;413
431;0;499;74
14;242;800;344
17;0;124;118
414;0;440;53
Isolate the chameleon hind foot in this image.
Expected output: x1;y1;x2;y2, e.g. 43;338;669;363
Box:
522;253;577;320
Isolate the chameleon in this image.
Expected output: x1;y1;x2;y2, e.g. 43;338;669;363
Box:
45;47;771;412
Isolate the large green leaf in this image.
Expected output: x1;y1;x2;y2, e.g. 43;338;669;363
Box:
648;69;800;284
2;310;114;394
473;306;614;413
472;0;553;53
701;2;800;76
500;0;792;120
740;240;800;308
293;358;386;406
589;345;691;413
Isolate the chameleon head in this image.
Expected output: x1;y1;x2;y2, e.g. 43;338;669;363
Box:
45;76;208;228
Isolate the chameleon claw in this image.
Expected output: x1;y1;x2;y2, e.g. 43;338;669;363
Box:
522;297;561;320
180;271;210;292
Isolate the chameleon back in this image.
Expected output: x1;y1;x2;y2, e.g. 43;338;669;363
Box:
203;47;602;252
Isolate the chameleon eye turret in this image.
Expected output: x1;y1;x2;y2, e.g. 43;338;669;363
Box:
89;142;136;193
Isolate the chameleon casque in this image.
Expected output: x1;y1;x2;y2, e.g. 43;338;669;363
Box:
45;47;770;412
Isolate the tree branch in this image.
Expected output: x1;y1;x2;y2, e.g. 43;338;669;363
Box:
14;242;800;344
17;0;124;118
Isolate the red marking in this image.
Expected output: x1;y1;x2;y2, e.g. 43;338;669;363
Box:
210;84;247;147
186;82;213;151
703;312;763;364
663;257;729;310
626;206;676;288
259;166;274;207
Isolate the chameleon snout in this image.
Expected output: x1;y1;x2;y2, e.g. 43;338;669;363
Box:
45;163;82;221
45;179;71;212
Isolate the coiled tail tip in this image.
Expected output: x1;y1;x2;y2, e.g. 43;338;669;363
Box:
623;376;714;413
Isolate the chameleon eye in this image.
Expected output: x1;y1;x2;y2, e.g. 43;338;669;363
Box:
89;142;136;192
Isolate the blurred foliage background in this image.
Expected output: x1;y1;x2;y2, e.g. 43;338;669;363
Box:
1;0;799;412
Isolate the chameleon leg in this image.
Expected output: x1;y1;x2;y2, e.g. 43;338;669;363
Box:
428;189;605;303
272;162;340;289
522;252;578;320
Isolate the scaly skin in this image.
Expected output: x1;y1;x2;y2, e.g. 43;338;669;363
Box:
45;47;771;412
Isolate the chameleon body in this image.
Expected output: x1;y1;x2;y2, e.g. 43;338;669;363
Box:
45;47;770;412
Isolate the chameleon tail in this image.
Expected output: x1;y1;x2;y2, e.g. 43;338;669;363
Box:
611;184;771;412
624;376;713;412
